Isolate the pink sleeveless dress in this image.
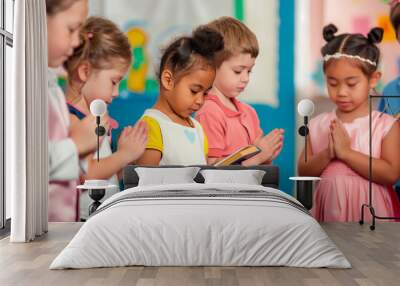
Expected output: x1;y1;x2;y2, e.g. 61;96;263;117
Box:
48;70;79;222
309;110;400;222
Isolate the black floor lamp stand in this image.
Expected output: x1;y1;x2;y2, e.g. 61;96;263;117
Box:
359;94;400;230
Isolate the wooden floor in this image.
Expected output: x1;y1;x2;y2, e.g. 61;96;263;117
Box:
0;222;399;286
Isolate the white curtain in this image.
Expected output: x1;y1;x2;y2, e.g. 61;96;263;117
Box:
8;0;48;242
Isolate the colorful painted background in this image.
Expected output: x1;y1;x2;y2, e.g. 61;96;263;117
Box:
71;0;399;195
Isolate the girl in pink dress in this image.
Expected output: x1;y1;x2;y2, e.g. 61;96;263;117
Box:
298;24;400;222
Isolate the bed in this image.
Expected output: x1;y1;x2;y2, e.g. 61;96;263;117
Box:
50;165;350;269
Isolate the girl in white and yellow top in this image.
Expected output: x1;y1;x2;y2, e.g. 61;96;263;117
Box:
137;27;224;166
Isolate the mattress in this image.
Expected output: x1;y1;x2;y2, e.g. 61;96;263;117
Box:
50;183;350;269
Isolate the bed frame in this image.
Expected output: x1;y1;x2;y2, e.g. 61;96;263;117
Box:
123;165;280;190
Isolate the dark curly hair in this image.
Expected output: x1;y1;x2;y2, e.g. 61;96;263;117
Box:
391;2;400;39
321;23;384;76
158;27;224;83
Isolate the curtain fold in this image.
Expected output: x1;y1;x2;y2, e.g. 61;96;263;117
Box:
8;0;48;242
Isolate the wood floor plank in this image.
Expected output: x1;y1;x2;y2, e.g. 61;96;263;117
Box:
0;222;399;286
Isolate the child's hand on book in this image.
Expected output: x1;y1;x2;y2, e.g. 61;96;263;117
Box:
117;120;148;164
256;129;284;163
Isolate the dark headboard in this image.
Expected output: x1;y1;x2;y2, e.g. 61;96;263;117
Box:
123;165;279;190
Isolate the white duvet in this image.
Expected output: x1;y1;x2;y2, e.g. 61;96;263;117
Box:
50;183;351;269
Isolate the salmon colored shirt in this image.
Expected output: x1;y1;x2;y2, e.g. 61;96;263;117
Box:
195;94;263;158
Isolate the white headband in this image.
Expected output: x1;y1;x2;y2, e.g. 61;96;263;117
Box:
323;52;377;67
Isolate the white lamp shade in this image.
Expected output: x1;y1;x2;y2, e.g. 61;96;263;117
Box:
297;99;315;117
90;99;107;117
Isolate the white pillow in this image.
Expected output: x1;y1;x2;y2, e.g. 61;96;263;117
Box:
135;167;201;186
200;169;266;185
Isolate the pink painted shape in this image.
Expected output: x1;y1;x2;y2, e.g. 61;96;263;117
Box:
352;16;371;35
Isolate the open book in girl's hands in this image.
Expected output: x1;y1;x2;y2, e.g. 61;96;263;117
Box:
214;145;261;166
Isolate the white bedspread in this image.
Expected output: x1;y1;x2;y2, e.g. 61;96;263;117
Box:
50;183;351;269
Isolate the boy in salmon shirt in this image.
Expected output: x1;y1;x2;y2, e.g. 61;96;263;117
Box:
195;17;284;165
